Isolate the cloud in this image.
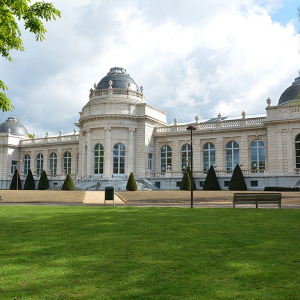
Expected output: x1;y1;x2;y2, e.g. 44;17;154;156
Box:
0;0;299;136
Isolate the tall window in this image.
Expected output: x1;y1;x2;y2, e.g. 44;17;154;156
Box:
181;144;191;171
11;160;17;174
295;134;300;168
49;152;57;175
113;143;125;175
63;151;71;174
94;144;104;174
148;153;153;171
226;141;240;170
24;154;30;175
203;142;215;171
36;153;43;175
160;145;172;172
250;139;265;170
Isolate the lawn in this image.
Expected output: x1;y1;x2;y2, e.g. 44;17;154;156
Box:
0;207;299;299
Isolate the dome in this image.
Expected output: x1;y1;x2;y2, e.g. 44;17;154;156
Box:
0;117;28;136
96;67;140;91
278;75;300;105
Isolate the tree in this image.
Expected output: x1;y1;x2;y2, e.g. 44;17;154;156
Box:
62;173;76;191
228;164;247;191
126;172;138;191
24;169;35;190
180;171;191;191
203;165;221;191
186;165;196;190
0;1;61;111
37;170;49;190
10;169;21;190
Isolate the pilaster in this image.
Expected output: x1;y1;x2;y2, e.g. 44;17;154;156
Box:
104;127;111;177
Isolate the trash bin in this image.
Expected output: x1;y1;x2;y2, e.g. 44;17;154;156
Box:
105;186;115;206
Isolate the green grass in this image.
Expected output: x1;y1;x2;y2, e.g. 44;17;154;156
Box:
0;207;299;299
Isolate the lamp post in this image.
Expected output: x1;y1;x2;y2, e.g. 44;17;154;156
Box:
187;125;196;208
16;160;22;190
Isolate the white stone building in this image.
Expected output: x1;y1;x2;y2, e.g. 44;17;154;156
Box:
1;67;300;190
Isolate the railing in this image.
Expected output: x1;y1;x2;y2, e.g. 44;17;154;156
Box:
91;88;144;100
21;135;79;146
146;169;265;178
155;117;266;134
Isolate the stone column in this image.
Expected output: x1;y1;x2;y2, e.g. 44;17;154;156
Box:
104;127;111;178
57;148;62;177
172;139;179;172
286;129;293;174
86;130;92;176
127;128;134;175
277;129;284;175
81;134;86;177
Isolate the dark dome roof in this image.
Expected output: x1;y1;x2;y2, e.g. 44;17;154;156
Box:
0;117;28;136
278;75;300;105
96;67;140;91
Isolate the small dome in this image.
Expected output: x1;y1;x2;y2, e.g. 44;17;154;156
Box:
0;117;28;136
278;75;300;105
96;67;140;91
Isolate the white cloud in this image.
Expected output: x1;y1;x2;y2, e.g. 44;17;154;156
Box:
0;0;299;136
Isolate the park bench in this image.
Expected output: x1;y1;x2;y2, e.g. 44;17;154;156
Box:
233;193;281;209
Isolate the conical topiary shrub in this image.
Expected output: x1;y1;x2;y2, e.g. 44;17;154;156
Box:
126;172;138;191
203;165;221;190
180;171;191;191
37;170;49;190
62;173;76;191
24;169;35;190
186;165;196;190
229;164;247;190
10;169;22;190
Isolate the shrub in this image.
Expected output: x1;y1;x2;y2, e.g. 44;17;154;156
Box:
228;164;247;191
203;165;221;190
62;173;76;191
37;170;49;190
186;165;196;190
180;171;191;191
264;187;300;191
126;172;138;191
24;169;35;190
10;169;22;190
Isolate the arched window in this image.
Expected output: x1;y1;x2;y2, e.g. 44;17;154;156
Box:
203;142;215;171
94;144;104;174
63;151;71;174
226;141;239;170
113;143;125;175
24;154;30;175
295;134;300;168
250;139;265;170
181;144;191;171
36;153;43;175
160;145;172;172
49;152;57;175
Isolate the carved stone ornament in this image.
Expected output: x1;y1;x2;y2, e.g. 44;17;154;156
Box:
7;128;11;134
94;83;97;89
108;80;113;89
242;111;246;119
46;131;49;137
140;86;144;93
33;133;36;139
218;113;222;120
266;98;271;106
174;118;178;125
59;130;63;136
74;128;77;134
127;82;131;89
195;115;199;123
90;88;93;93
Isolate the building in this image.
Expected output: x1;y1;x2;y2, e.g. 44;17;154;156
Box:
1;67;300;190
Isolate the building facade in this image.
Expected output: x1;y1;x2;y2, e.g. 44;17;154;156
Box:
1;67;300;190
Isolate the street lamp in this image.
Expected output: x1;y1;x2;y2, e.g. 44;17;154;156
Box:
16;160;22;190
187;125;196;208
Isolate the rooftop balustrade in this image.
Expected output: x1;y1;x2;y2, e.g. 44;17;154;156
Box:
20;134;79;146
90;88;144;100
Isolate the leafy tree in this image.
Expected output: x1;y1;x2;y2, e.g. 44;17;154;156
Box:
186;165;196;190
228;164;247;191
126;172;138;191
62;173;76;191
37;170;49;190
203;165;221;190
24;169;35;190
10;169;21;190
0;1;61;111
28;133;34;138
180;171;191;191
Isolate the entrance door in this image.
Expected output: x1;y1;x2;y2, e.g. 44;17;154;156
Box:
113;143;125;175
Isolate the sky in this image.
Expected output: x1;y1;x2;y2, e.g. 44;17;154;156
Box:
1;0;300;137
